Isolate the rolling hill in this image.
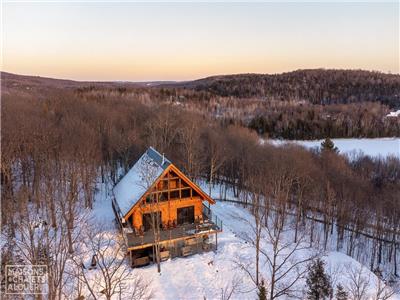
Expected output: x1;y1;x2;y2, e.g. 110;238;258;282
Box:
164;69;400;107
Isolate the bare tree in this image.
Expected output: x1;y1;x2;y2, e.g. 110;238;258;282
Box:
235;157;266;287
71;225;152;300
262;213;317;299
138;155;163;273
178;116;203;180
58;162;81;254
373;279;398;300
234;197;265;288
8;198;84;299
219;276;243;300
144;106;180;154
344;264;370;300
202;127;227;197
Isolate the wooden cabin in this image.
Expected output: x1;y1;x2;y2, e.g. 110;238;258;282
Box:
112;147;222;267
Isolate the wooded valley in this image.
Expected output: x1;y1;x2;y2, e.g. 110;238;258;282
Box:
1;70;400;297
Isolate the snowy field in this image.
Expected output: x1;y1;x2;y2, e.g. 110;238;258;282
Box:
88;183;399;300
268;138;400;158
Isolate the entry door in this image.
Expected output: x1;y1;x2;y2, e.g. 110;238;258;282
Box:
177;206;195;225
142;212;162;232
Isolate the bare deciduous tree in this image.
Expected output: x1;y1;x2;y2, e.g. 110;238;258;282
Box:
71;225;152;300
261;214;317;299
344;264;370;300
138;155;163;273
219;276;243;300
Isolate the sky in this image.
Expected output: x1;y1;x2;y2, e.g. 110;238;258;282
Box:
1;1;399;81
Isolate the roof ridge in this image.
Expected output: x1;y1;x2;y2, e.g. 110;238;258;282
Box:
147;147;171;169
148;146;163;157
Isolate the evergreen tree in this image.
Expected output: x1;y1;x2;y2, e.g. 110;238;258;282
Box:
306;259;332;300
257;279;267;300
335;284;348;300
321;138;339;153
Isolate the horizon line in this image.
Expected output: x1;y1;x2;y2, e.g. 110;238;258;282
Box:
1;67;399;83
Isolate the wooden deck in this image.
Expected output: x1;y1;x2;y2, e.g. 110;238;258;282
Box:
126;221;220;250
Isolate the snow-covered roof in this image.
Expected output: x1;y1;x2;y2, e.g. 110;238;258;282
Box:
113;147;171;216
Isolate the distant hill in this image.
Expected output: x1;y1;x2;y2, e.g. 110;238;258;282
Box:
164;69;400;108
2;69;400;108
1;72;177;88
1;72;181;100
0;72;146;90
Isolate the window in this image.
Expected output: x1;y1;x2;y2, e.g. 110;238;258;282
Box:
181;189;191;198
145;196;151;203
177;206;195;225
162;180;168;189
160;192;168;201
170;190;180;199
142;212;162;232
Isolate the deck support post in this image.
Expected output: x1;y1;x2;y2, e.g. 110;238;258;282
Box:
130;250;133;267
216;232;218;251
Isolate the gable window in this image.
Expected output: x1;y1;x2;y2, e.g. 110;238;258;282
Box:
181;189;191;198
170;190;180;200
160;192;168;201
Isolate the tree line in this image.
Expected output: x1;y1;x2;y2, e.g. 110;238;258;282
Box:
248;101;399;139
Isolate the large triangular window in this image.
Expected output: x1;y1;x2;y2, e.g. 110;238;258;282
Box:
145;169;200;203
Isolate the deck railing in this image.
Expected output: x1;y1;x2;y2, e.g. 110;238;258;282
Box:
125;208;222;248
202;203;223;231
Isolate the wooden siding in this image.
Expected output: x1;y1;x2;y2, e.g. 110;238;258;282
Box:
130;196;203;230
122;165;215;232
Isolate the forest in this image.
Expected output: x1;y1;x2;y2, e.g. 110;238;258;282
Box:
3;70;400;139
1;71;400;298
174;69;400;107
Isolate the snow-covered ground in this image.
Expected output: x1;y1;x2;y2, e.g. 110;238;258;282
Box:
268;138;400;158
88;184;399;299
387;110;400;118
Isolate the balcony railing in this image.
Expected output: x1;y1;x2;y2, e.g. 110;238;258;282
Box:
202;203;223;231
125;206;222;249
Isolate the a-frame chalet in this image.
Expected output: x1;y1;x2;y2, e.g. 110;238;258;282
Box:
112;147;222;267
